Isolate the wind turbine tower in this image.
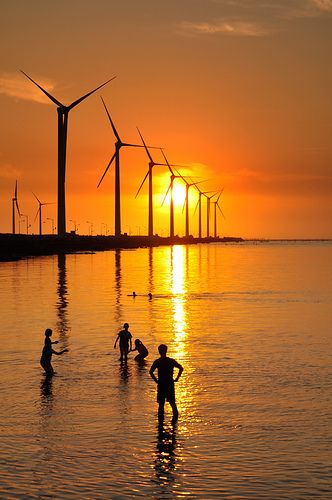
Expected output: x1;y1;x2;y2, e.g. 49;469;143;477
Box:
21;71;115;237
97;97;142;237
12;181;21;234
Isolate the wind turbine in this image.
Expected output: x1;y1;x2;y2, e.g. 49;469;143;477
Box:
202;191;217;238
193;185;204;238
97;97;142;237
33;192;54;235
211;190;225;237
21;71;115;237
160;150;183;238
179;176;205;238
135;129;164;237
12;181;21;234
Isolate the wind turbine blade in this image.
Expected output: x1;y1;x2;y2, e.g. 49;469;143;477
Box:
34;207;41;222
20;70;64;107
14;180;17;198
217;205;226;219
32;192;41;204
160;149;170;167
193;199;199;216
15;199;21;217
122;142;143;148
137;127;154;163
97;152;117;188
100;96;121;142
68;76;116;110
135;170;149;198
161;183;172;206
182;199;186;214
189;179;206;188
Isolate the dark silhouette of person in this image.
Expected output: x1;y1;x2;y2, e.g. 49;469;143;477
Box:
149;344;183;421
130;338;149;362
40;328;68;376
148;292;152;300
114;322;133;362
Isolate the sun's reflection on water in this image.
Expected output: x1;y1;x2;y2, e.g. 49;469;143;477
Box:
169;246;197;424
170;246;188;350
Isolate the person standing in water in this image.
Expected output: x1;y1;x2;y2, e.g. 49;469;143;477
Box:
131;338;149;362
149;344;183;421
40;328;68;376
114;322;133;362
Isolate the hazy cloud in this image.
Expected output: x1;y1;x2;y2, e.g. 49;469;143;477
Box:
177;20;270;36
0;163;21;181
310;0;332;12
0;72;55;104
176;0;332;38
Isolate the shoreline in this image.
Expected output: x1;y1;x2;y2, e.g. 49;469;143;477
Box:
0;233;244;262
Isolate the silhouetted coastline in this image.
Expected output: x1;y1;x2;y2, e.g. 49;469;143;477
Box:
0;233;244;261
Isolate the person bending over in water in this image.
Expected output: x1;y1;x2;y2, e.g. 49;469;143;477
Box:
149;344;183;422
114;322;133;362
131;338;149;362
40;328;68;376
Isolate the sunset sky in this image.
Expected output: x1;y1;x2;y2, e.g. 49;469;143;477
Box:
1;0;331;238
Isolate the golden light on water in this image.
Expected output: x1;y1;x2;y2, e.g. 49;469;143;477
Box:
170;245;188;352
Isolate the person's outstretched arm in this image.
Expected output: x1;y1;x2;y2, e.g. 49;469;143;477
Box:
114;335;119;348
52;348;68;355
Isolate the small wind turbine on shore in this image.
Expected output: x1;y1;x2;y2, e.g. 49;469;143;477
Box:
135;129;165;237
33;192;54;235
20;214;30;234
211;190;225;237
12;181;21;234
97;97;142;237
21;71;115;237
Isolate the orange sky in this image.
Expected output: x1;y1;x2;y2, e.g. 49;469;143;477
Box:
0;0;331;238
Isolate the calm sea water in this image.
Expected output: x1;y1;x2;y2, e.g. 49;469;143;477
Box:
0;241;331;499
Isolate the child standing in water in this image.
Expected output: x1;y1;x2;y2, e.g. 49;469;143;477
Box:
40;328;68;376
131;338;149;362
114;322;133;362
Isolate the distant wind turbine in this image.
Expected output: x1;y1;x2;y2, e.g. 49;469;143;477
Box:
193;185;205;238
97;97;142;237
202;191;217;238
179;176;205;238
160;150;183;238
33;192;54;235
12;181;21;234
211;190;225;237
135;129;164;237
21;71;115;237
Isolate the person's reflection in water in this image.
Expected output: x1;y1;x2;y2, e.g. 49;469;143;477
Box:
40;373;54;403
119;359;130;384
154;420;177;494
